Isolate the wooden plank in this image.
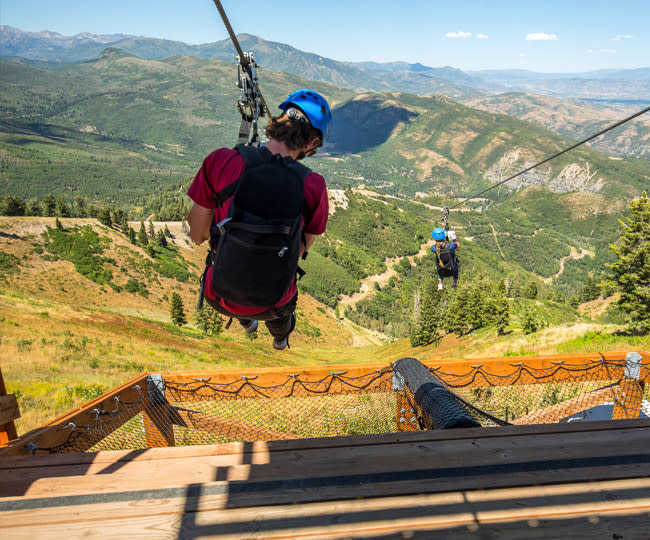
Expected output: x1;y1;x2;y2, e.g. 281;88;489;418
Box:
0;375;148;456
511;385;617;425
3;423;650;499
1;477;650;540
2;418;649;471
172;407;300;441
0;367;18;444
0;395;20;426
613;378;645;420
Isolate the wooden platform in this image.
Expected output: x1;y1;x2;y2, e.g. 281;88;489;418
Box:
2;419;650;539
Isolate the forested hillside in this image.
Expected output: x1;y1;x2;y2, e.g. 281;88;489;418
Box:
1;47;646;340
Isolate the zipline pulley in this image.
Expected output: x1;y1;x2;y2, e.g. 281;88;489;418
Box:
235;51;266;146
443;205;450;232
212;0;272;147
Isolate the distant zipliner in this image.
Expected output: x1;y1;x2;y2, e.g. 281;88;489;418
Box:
431;206;460;291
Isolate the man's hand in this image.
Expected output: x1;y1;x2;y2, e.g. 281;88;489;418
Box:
301;232;315;257
187;203;215;244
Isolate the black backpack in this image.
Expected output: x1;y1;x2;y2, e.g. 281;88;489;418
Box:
436;241;458;276
206;145;311;307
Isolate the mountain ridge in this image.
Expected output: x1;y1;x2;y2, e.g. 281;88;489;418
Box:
3;26;649;100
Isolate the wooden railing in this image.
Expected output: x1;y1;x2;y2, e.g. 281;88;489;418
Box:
0;351;647;456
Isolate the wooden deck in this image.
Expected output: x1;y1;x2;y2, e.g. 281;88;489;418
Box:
2;419;650;539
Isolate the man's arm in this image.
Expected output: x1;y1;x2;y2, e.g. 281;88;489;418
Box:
187;203;215;244
301;232;316;257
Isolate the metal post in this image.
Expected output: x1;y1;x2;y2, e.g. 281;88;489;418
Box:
612;353;645;420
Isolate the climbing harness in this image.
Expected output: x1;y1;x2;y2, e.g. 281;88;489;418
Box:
212;0;272;146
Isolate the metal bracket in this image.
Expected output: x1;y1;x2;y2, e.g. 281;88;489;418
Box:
393;370;405;392
146;374;166;407
624;352;642;380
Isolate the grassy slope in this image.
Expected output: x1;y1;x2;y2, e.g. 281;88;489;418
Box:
2;216;647;435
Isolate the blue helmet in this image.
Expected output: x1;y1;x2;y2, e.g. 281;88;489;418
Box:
279;89;332;143
432;227;446;241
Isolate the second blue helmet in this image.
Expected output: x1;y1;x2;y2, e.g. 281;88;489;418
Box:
432;227;446;241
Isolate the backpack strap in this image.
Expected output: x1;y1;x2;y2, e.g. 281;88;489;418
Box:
211;145;311;208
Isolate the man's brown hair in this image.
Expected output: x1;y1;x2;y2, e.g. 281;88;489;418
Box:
265;114;322;151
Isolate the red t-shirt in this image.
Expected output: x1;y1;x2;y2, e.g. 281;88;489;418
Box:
187;147;329;315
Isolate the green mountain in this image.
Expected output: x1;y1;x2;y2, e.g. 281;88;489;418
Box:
461;91;650;158
1;49;646;337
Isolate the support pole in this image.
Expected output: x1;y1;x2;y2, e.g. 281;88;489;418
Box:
613;353;645;420
393;358;480;430
143;374;175;448
0;367;18;444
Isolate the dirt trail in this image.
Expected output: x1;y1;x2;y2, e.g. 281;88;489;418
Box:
338;238;435;312
542;246;593;284
489;222;506;259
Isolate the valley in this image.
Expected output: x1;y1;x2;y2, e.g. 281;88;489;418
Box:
0;28;648;438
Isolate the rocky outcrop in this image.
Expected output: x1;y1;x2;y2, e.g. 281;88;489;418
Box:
484;148;605;193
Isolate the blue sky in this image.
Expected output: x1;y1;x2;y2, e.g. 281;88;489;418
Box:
1;0;648;72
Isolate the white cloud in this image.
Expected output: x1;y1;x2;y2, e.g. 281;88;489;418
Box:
613;34;634;41
519;53;526;57
600;49;617;54
587;49;593;54
476;33;488;39
446;31;472;39
526;33;558;41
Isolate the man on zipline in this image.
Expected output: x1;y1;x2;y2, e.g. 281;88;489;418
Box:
432;227;460;291
186;89;332;350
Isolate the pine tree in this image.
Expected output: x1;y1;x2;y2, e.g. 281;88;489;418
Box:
148;221;155;239
194;307;223;336
127;225;137;245
522;306;540;334
493;295;510;335
170;292;186;326
42;195;57;217
25;198;42;216
97;207;112;227
137;221;149;247
163;224;172;237
74;196;87;218
55;197;72;218
410;281;442;346
524;281;538;299
606;191;650;334
0;195;26;216
156;229;168;248
445;283;471;335
119;215;129;234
